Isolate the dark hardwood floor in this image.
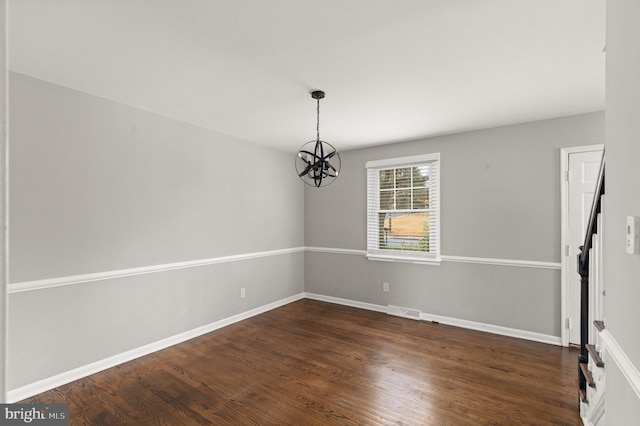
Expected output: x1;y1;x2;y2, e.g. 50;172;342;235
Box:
21;299;581;425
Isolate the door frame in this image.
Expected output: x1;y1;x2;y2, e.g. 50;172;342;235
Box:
560;144;604;347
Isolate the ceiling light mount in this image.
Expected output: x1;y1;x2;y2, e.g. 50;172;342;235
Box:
310;90;325;100
295;90;340;188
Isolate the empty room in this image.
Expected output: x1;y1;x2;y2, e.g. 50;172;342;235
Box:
1;0;640;425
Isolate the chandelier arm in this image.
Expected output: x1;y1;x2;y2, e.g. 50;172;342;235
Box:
299;149;322;160
298;163;314;177
317;139;324;160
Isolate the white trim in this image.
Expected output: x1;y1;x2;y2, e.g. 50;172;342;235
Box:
305;293;560;345
600;330;640;401
367;254;441;266
7;292;306;403
441;255;560;270
9;246;562;295
560;144;605;347
589;388;606;425
7;292;564;402
305;246;367;256
306;246;560;270
420;311;562;346
303;292;387;313
581;392;605;426
8;247;305;294
366;153;441;263
365;153;439;169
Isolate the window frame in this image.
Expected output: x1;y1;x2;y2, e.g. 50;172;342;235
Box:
366;153;441;265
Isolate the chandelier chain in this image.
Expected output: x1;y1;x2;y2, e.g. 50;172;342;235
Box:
316;98;320;142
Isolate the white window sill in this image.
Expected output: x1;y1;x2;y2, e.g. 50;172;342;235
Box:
366;253;441;266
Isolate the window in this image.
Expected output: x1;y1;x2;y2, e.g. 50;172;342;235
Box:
366;153;440;264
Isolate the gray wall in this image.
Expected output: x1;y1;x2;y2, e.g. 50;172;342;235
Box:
0;0;7;403
305;112;604;337
8;73;305;390
10;73;304;282
605;0;640;420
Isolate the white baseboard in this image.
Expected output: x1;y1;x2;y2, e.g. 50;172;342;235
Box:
420;312;562;346
303;292;387;313
304;293;560;345
7;292;306;403
8;291;561;402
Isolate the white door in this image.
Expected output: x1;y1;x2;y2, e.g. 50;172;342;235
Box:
566;148;603;345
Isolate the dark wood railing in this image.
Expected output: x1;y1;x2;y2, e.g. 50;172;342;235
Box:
577;152;605;400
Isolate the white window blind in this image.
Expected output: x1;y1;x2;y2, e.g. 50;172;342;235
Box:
366;153;440;264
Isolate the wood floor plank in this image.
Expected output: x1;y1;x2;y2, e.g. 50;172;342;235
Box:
20;299;581;425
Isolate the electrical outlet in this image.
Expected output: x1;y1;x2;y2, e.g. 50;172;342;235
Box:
382;282;389;293
240;288;246;298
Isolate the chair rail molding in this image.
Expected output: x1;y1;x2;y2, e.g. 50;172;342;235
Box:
306;246;560;270
600;330;640;401
9;247;306;294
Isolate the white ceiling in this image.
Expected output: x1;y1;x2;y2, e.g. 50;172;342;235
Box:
9;0;605;152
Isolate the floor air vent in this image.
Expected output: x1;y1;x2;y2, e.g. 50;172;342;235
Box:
387;305;421;320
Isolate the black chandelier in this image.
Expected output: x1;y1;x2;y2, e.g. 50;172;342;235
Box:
295;90;341;187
